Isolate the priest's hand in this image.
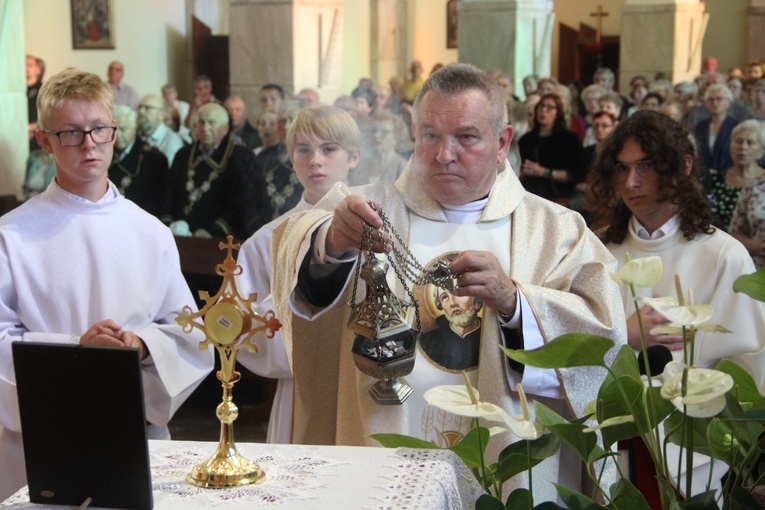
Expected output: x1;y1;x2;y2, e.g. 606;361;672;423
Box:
80;319;148;360
626;305;685;351
326;195;390;257
448;250;518;317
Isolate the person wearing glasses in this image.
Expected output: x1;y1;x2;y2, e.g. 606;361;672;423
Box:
0;68;214;500
137;93;185;166
587;109;765;503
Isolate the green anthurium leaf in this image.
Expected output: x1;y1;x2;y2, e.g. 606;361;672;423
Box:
553;483;602;510
475;493;505;510
535;402;604;463
504;489;533;510
367;433;439;449
449;426;490;468
715;359;765;406
663;413;713;457
607;477;653;510
733;266;765;302
495;433;560;482
500;334;614;369
707;418;743;466
677;490;719;509
605;345;642;384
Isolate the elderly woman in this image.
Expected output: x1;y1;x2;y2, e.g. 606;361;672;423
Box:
518;93;583;205
694;83;739;180
708;121;765;231
750;79;765;121
580;84;606;147
727;122;765;267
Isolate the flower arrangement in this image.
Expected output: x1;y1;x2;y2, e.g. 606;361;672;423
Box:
372;256;765;509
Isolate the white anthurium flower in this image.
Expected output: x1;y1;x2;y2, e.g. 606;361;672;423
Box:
423;373;544;440
650;322;732;336
639;297;715;327
583;415;635;433
610;255;663;287
660;361;734;418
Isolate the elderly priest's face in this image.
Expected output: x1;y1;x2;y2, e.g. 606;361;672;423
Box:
413;89;512;207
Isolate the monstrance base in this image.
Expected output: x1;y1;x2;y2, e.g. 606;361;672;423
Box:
370;377;413;405
186;450;266;488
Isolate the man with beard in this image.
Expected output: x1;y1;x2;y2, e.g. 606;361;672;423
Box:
419;282;483;371
110;105;168;218
137;94;185;166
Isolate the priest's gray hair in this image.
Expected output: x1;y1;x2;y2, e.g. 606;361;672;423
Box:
412;63;508;135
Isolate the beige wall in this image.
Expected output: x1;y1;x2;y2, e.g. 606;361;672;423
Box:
702;0;752;75
24;0;189;101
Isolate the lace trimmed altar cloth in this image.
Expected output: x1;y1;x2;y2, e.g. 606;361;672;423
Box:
2;440;485;509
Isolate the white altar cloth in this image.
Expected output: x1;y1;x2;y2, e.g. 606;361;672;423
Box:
2;440;485;509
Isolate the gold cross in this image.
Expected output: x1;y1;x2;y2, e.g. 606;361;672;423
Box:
590;5;609;43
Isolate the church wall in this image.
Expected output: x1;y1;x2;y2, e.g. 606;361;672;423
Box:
343;0;372;94
409;0;458;78
701;0;751;75
24;0;189;102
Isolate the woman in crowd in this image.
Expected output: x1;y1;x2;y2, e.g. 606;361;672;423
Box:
708;121;765;231
518;93;583;206
694;83;739;183
727;122;765;267
580;84;606;147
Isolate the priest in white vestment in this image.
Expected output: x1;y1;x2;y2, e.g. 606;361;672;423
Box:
271;64;627;502
0;69;213;501
587;110;765;499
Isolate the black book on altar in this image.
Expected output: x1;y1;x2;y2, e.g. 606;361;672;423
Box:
12;342;153;509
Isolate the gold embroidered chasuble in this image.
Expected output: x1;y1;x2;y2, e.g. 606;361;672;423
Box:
271;161;626;499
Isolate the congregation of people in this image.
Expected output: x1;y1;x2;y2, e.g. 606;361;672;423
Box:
4;49;765;504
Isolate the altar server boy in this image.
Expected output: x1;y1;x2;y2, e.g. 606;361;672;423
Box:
236;105;361;443
0;69;213;500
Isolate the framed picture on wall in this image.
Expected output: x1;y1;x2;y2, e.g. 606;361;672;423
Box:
446;0;458;49
71;0;115;50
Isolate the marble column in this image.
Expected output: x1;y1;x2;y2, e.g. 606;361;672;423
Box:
0;0;27;197
229;0;345;111
621;0;707;89
370;0;408;84
456;0;554;92
749;0;765;65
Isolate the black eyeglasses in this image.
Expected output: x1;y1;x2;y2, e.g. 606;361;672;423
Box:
613;159;656;181
43;125;117;147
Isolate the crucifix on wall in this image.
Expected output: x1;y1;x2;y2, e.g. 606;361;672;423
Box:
590;5;609;43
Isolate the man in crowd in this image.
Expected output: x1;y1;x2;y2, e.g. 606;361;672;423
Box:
271;63;626;502
296;88;321;107
587;110;765;498
26;54;45;151
107;60;139;111
111;104;169;217
0;68;212;500
224;95;261;152
163;103;270;240
137;94;185;166
259;84;285;115
185;75;221;129
593;67;631;120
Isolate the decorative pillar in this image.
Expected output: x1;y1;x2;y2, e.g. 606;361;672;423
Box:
0;0;27;197
229;0;344;110
749;0;765;65
456;0;554;93
621;0;707;88
370;0;408;84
